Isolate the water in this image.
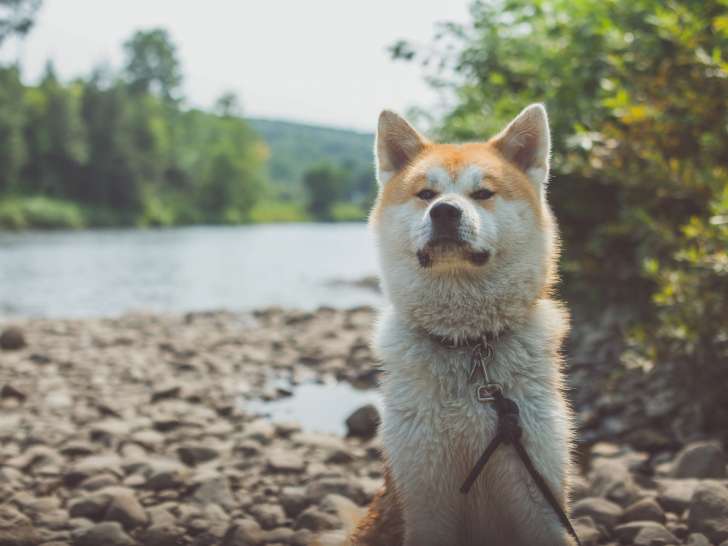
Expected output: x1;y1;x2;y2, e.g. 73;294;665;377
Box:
0;223;381;318
246;382;383;436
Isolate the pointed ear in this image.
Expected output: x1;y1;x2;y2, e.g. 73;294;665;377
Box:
491;103;551;189
375;110;428;185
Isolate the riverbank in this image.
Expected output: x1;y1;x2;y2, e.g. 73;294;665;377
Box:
0;196;368;231
1;308;727;546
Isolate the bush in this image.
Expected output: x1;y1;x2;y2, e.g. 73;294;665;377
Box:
0;196;86;229
397;0;728;423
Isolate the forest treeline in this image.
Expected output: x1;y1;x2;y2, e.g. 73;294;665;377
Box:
396;0;728;429
0;6;374;228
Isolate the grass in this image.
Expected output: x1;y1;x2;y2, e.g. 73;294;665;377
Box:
249;200;310;223
331;202;367;222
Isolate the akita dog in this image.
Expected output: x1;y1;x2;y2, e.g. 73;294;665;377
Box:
349;104;575;546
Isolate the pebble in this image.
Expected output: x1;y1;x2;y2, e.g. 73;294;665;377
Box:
0;326;26;350
1;308;725;545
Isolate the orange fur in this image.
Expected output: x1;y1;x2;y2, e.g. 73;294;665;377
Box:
371;142;543;226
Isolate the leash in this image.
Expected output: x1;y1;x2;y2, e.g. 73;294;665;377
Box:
459;342;583;546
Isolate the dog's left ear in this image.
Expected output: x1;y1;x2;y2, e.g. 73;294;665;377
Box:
375;110;428;186
491;103;551;190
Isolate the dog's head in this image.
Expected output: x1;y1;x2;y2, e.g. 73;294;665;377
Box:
370;104;559;337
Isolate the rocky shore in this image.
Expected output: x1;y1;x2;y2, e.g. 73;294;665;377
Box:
1;307;727;546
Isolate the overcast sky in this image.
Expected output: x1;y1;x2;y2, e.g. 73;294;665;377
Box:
4;0;471;132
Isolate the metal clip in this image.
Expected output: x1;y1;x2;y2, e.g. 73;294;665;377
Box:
469;342;500;404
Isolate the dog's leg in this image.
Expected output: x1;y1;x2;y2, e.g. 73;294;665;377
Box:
348;469;404;546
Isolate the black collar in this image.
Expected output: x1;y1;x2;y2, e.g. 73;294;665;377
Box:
426;329;507;350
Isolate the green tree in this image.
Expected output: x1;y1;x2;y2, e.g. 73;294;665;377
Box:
23;62;87;196
123;28;182;102
214;91;242;118
0;0;41;46
0;66;25;192
303;162;343;220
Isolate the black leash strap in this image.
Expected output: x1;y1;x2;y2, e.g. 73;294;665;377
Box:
460;390;582;546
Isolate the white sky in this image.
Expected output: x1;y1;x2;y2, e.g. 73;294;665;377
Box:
5;0;472;132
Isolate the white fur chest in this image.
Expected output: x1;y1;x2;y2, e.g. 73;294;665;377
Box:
374;301;572;546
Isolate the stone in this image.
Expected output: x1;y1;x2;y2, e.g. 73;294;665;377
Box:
294;507;340;531
64;455;123;487
671;441;727;479
192;474;235;509
72;521;135;546
571;517;601;546
614;521;677;543
345;404;380;438
656;478;700;514
688;480;728;544
264;527;295;544
138;524;185;546
686;532;713;546
265;450;306;473
325;448;355;465
143;459;188;490
589;458;642;506
280;486;308;518
221;518;264;545
104;488;148;530
623;497;666;523
1;384;26;401
249;503;286;530
633;523;679;546
68;493;110;521
177;443;220;466
0;327;26;350
305;478;368;505
571;497;624;529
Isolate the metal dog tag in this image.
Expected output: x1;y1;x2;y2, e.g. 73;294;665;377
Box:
477;383;503;403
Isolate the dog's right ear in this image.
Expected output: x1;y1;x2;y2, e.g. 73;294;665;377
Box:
375;110;428;185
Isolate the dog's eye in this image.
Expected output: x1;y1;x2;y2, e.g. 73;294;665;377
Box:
416;189;438;201
470;188;495;200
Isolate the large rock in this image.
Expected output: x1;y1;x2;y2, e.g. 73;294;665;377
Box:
571;497;623;529
686;533;713;546
221;518;264;546
633;523;679;545
345;404;380;439
294;507;340;531
191;474;235;509
73;521;135;546
104;488;148;530
622;497;666;523
249;503;286;530
588;458;641;506
571;516;602;546
265;450;306;473
0;327;26;350
656;478;700;514
614;521;676;543
688;481;728;544
177;443;220;466
671;441;727;479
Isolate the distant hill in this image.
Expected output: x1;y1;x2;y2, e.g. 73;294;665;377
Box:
248;118;374;198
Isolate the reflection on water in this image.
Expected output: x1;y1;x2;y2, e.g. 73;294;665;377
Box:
246;382;383;436
0;223;380;318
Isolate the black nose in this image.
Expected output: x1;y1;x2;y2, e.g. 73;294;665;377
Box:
430;202;462;222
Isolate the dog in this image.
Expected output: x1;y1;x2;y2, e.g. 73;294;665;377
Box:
346;104;575;546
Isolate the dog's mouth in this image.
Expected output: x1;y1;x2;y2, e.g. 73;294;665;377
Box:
416;239;491;268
